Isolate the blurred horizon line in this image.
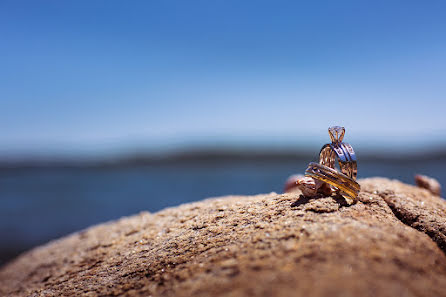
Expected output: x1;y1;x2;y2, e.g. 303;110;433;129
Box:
1;146;446;169
2;131;446;161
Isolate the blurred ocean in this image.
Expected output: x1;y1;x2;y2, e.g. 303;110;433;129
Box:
1;154;445;265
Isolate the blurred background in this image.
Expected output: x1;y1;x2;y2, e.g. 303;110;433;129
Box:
1;0;446;265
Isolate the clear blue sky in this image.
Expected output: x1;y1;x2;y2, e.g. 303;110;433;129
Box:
1;1;446;157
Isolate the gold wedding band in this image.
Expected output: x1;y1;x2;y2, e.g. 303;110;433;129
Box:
305;162;360;203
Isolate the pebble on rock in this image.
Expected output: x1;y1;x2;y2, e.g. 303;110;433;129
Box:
415;174;442;196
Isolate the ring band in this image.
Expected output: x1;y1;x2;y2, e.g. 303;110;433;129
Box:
305;162;360;203
319;142;357;180
319;126;358;180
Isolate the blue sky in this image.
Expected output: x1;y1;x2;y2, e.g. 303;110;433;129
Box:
1;1;446;157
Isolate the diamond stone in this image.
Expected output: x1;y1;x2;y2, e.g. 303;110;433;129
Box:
328;126;345;143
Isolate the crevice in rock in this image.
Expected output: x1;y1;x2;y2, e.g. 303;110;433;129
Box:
370;190;446;257
305;207;337;214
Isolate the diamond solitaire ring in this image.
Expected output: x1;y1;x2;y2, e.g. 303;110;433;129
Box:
319;126;358;180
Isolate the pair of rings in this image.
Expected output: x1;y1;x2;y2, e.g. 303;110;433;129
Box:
304;126;360;203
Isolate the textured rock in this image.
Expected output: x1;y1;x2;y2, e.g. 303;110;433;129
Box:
1;178;446;297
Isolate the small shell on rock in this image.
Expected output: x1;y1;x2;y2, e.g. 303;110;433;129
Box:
317;180;334;196
284;174;305;193
284;174;334;197
415;174;442;196
295;176;319;197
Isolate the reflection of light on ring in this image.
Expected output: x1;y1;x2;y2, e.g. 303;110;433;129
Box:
305;162;360;202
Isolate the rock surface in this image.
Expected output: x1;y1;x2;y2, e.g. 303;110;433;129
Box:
1;178;446;297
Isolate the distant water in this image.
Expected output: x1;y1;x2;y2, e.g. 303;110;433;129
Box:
1;158;445;265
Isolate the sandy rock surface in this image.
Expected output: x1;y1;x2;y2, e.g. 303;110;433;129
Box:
1;178;446;297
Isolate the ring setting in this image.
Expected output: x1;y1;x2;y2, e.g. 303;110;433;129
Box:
303;126;360;204
319;126;357;180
